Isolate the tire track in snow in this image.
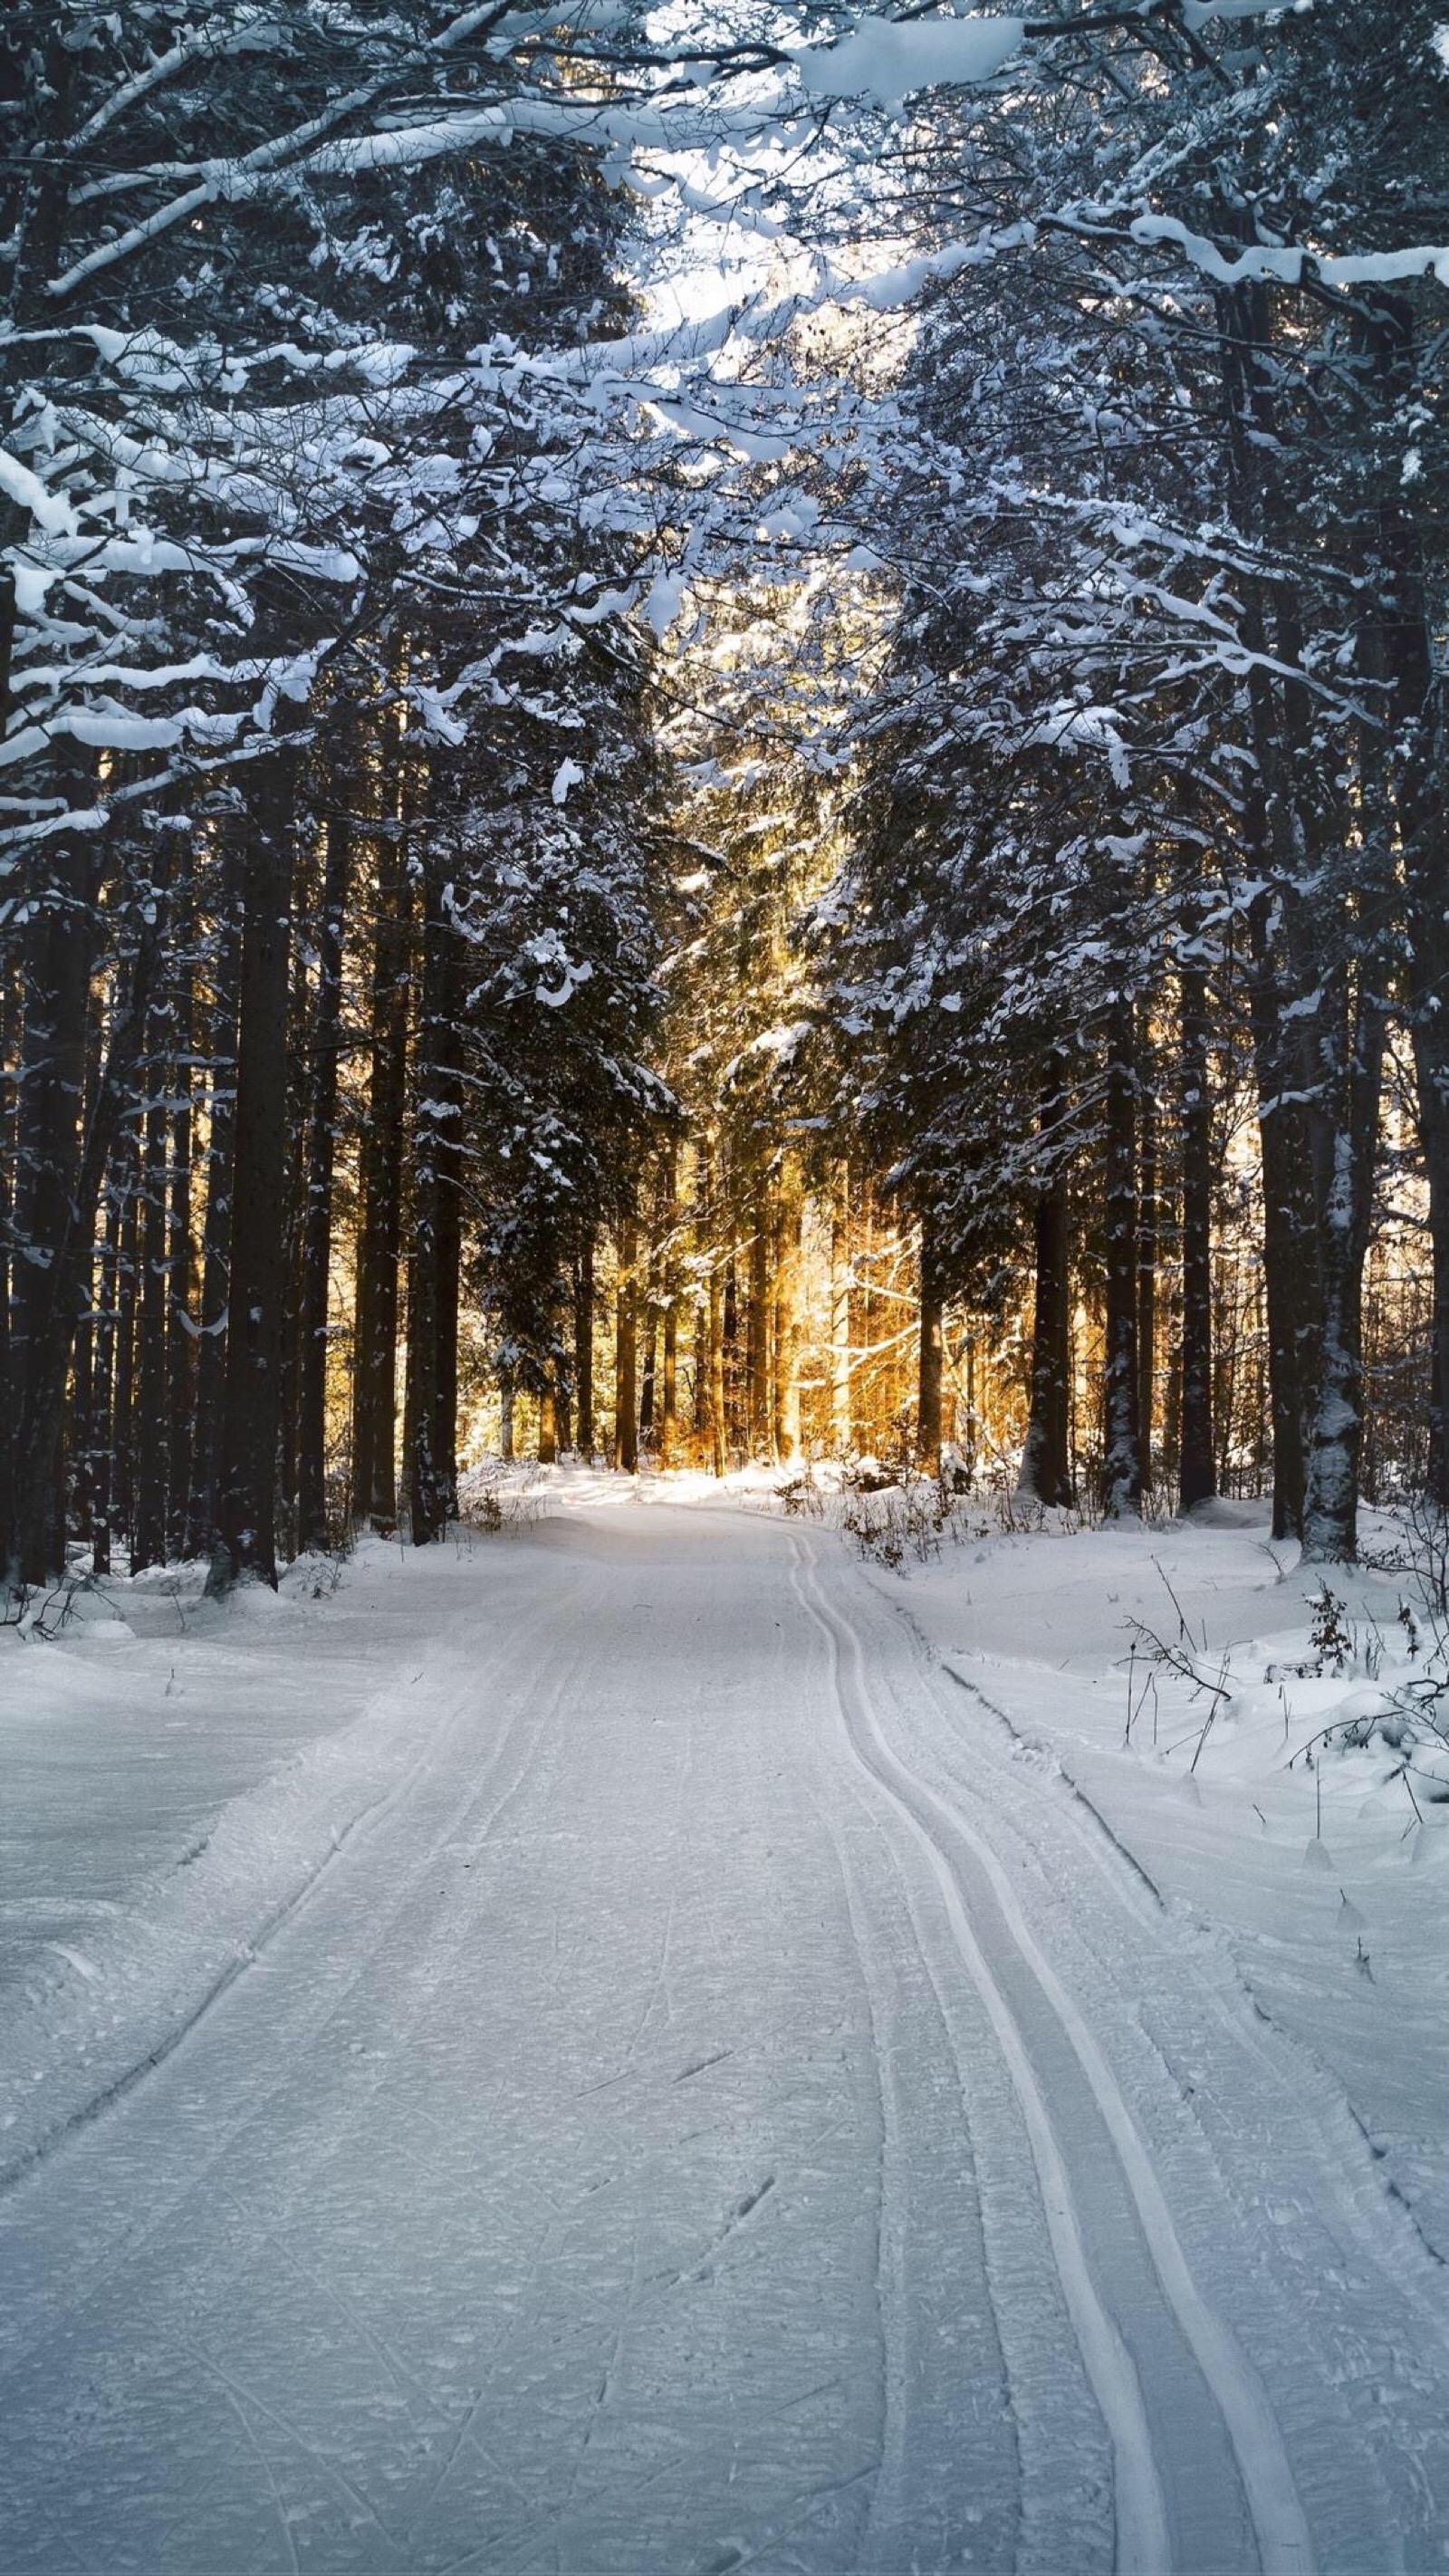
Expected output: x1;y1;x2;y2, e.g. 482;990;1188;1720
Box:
790;1533;1315;2576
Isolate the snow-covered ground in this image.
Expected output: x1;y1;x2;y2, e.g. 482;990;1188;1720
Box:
2;1489;1447;2572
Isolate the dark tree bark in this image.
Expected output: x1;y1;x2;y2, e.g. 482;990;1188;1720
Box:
4;819;99;1584
772;1158;802;1464
207;759;296;1593
350;830;411;1533
1243;882;1313;1542
165;894;197;1562
1102;992;1143;1519
113;1126;140;1562
614;1207;638;1472
66;999;105;1562
1177;939;1216;1514
1217;264;1316;1543
709;1256;726;1478
1300;996;1385;1562
1020;1057;1072;1506
405;857;464;1545
9;911;158;1588
89;1147;123;1578
659;1144;680;1470
1360;300;1449;1506
0;949;20;1451
830;1157;852;1456
296;817;351;1551
186;849;243;1557
131;950;171;1572
748;1187;772;1460
638;1302;657;1441
660;1296;678;1469
723;1256;742;1452
574;1233;595;1457
537;1385;558;1465
916;1212;944;1473
432;1051;463;1531
1136;1034;1157;1488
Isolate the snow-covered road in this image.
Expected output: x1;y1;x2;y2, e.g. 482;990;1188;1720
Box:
4;1504;1448;2573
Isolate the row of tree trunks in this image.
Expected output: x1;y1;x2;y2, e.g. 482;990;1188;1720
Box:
1213;259;1406;1562
4;726;475;1598
1019;975;1221;1522
405;851;465;1543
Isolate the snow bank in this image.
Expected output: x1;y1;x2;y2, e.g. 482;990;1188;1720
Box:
871;1504;1449;2254
0;1534;539;2189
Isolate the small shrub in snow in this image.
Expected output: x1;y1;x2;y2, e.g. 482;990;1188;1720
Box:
1309;1585;1355;1677
840;1472;962;1572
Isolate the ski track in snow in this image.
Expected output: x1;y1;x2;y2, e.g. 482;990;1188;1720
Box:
1;1503;1447;2572
788;1533;1312;2576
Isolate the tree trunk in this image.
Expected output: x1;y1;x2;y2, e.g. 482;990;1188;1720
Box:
89;1142;124;1578
350;831;410;1533
614;1208;638;1472
1364;302;1449;1506
659;1146;679;1470
772;1158;802;1464
1243;884;1312;1541
916;1213;944;1472
11;917;158;1588
296;818;350;1552
187;851;243;1557
1300;997;1387;1562
404;852;463;1546
538;1386;558;1466
113;1128;140;1562
709;1257;726;1478
1020;1058;1072;1505
4;825;98;1584
638;1304;657;1442
1178;941;1216;1514
723;1257;742;1452
207;760;295;1593
165;899;197;1561
1136;1034;1157;1489
574;1234;595;1456
660;1301;678;1469
1103;992;1143;1518
748;1187;772;1459
830;1158;852;1455
131;958;171;1572
0;952;20;1473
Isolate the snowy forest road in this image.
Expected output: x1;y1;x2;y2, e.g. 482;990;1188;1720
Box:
3;1504;1448;2575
